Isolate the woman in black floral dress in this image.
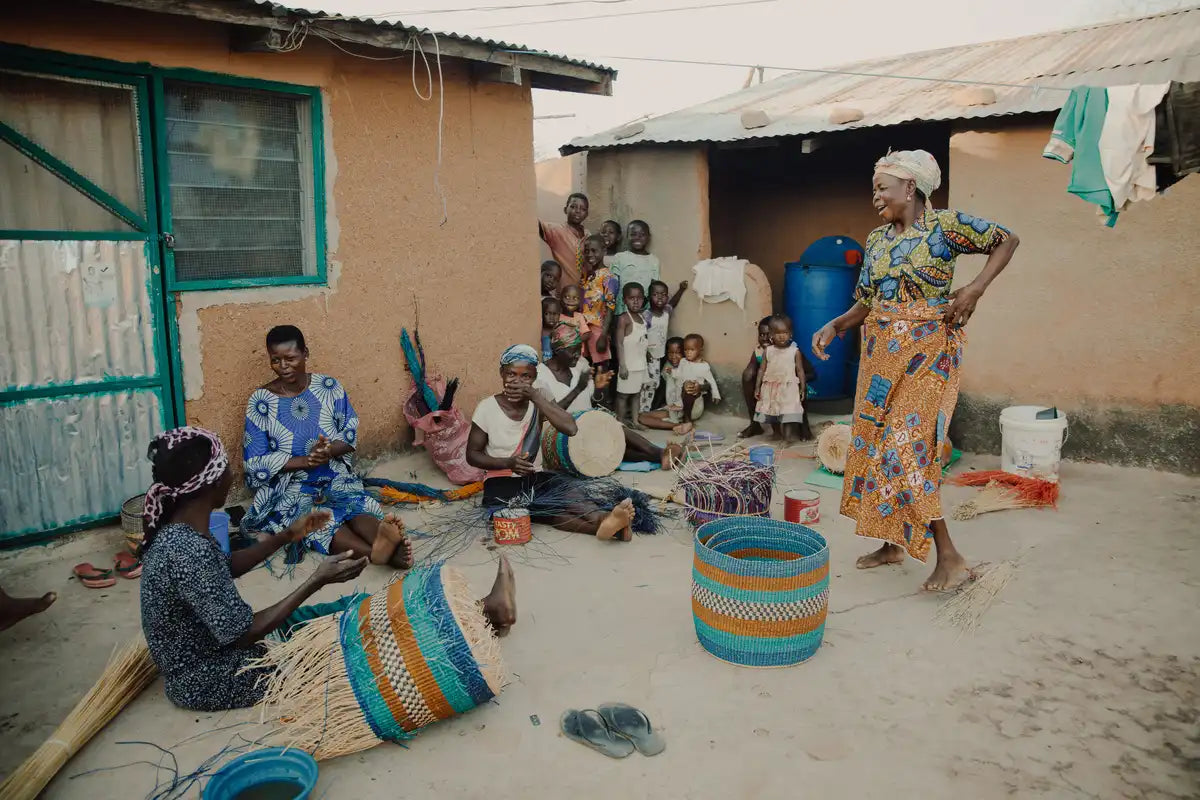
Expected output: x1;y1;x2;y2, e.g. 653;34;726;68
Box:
138;427;372;711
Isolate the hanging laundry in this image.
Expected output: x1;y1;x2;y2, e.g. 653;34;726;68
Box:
690;257;748;309
1043;87;1118;226
1098;83;1170;213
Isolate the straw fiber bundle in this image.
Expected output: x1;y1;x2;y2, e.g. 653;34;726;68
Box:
816;424;851;474
934;561;1016;635
253;564;508;760
0;637;158;800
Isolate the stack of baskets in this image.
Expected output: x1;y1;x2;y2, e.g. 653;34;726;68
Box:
120;494;145;554
691;517;829;667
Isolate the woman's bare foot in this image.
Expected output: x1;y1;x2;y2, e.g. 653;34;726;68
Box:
738;422;764;439
660;443;685;470
856;543;906;569
480;555;517;634
0;589;56;632
385;516;414;570
628;419;648;431
370;515;405;566
923;549;970;591
596;498;635;541
672;422;694;436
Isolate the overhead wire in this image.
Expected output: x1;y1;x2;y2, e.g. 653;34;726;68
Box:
361;0;643;16
477;0;777;28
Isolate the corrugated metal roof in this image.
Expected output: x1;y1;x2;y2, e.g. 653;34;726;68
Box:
247;0;615;75
563;6;1200;152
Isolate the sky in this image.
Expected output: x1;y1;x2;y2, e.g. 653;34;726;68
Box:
298;0;1195;158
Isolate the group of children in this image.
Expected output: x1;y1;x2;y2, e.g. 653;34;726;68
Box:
539;192;813;444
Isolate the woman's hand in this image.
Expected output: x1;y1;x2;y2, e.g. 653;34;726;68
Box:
287;510;331;543
305;435;333;468
313;550;368;586
811;323;840;361
575;370;590;392
594;369;613;390
507;454;537;476
943;282;984;327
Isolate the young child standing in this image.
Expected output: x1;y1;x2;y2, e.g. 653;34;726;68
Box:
738;316;773;438
558;284;590;343
609;220;660;316
641;278;688;413
614;282;649;429
754;315;807;445
540;260;562;300
541;296;562;362
579;234;617;371
600;220;622;267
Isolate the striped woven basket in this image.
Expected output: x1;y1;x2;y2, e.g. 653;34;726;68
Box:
120;494;146;554
692;517;829;667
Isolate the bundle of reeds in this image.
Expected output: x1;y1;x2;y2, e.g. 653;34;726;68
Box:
934;561;1016;635
0;638;158;800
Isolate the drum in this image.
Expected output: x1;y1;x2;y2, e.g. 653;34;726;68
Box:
541;409;624;477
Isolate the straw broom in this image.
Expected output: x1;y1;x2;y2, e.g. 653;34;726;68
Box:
0;637;158;800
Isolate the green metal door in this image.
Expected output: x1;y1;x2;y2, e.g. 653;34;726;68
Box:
0;61;175;545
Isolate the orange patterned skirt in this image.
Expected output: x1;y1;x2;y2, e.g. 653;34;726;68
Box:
840;300;964;562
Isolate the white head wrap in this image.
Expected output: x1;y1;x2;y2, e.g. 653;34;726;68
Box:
874;150;942;198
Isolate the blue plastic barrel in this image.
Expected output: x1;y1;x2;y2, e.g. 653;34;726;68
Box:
783;235;864;400
202;747;318;800
209;510;231;554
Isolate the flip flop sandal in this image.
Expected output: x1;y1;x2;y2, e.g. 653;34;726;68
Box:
73;563;116;589
114;551;142;579
597;703;666;756
560;709;635;759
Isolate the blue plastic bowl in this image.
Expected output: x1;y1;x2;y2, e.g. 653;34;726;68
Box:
748;446;775;467
202;747;318;800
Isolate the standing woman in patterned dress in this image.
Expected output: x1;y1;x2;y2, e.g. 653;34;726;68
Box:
812;150;1019;590
242;325;411;567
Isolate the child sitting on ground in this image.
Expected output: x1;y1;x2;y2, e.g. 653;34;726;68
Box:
641;278;688;414
755;314;810;445
614;282;649;429
558;284;590;344
540;260;562;300
541;296;562;362
600;219;622;266
642;333;720;435
610;220;660;315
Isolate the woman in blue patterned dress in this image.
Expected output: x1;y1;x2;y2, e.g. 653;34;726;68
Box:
242;326;411;567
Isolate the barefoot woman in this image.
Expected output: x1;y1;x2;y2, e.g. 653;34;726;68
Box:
467;344;637;541
812;150;1019;590
242;326;410;567
139;427;515;712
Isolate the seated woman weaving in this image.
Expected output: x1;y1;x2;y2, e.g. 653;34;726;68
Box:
139;427;517;712
242;325;411;567
535;322;683;469
467;344;639;541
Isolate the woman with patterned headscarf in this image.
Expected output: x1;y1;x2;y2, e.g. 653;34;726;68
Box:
812;150;1020;591
467;344;640;540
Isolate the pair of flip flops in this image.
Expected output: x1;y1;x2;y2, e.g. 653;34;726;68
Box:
561;703;665;759
73;552;142;589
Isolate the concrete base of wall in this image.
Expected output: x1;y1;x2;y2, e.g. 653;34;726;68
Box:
951;395;1200;475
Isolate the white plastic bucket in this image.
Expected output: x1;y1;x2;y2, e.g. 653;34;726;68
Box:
999;406;1069;483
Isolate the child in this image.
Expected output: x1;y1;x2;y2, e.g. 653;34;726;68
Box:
639;336;685;430
600;219;622;266
539;192;588;289
541;296;562;362
609;220;660;315
738;316;774;438
641;278;689;413
642;333;720;435
614;282;649;429
579;234;617;371
558;285;590;345
540;260;562;300
754;314;808;445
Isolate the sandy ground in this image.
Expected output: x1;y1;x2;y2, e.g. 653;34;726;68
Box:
1;413;1198;799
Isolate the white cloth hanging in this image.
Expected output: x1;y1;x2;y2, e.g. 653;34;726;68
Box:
1098;83;1170;212
690;257;748;309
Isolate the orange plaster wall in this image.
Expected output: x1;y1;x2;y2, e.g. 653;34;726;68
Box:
6;2;541;472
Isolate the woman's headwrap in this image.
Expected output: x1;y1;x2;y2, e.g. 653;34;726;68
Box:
143;426;228;536
550;321;584;352
499;344;539;367
874;149;942;198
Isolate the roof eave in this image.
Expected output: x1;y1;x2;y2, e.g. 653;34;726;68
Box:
90;0;615;95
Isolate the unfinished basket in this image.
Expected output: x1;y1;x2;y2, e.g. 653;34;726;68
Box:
120;494;145;554
692;517;829;667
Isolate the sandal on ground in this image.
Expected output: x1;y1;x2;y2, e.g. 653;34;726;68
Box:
560;709;634;759
597;703;666;756
114;551;142;579
73;563;116;589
